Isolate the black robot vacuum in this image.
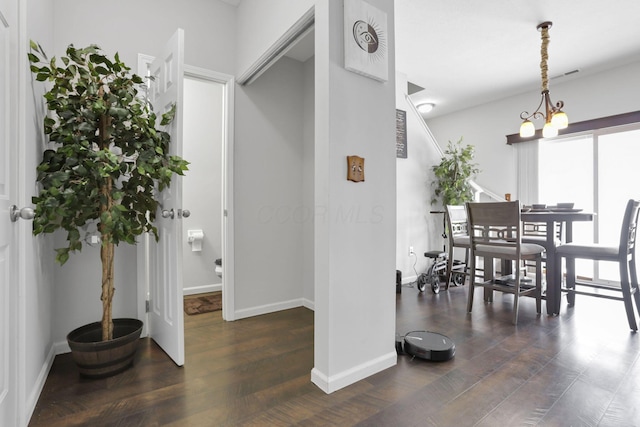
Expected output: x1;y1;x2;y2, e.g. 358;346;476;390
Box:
396;330;455;361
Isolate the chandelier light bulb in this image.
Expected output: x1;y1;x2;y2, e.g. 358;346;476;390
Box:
551;111;569;129
519;120;535;137
542;122;558;138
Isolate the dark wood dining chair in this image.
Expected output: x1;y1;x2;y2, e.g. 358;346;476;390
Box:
466;201;545;325
522;220;563;249
445;205;470;289
555;199;640;331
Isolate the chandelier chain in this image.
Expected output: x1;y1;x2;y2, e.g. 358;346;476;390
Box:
540;25;550;92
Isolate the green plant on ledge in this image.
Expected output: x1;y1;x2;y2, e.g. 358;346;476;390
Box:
431;137;480;207
28;41;189;342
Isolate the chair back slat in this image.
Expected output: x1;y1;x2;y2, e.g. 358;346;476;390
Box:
446;205;468;238
467;201;520;227
523;221;563;240
467;201;522;257
620;199;640;255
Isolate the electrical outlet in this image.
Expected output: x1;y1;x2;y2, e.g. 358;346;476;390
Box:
409;246;414;256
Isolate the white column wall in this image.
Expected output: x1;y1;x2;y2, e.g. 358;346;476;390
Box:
313;0;397;393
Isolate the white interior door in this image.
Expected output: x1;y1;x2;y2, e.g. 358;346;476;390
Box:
147;29;186;366
0;0;17;423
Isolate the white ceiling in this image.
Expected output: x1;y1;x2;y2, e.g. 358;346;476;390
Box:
396;0;640;118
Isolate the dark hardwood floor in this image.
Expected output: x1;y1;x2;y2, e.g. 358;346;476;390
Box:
29;282;640;426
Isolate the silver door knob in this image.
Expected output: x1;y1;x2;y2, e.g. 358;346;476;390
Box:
10;205;35;222
181;209;191;218
161;209;175;219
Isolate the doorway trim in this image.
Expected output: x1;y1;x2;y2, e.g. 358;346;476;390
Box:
136;56;235;326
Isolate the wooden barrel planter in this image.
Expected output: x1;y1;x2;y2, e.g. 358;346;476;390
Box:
67;318;143;378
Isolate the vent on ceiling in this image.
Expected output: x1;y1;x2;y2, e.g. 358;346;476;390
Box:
551;69;580;80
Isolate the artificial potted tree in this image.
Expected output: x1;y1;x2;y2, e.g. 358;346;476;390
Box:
431;137;479;207
28;42;188;377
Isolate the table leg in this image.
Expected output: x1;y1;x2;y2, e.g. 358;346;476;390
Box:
546;247;560;315
547;221;575;315
484;256;494;302
545;221;560;315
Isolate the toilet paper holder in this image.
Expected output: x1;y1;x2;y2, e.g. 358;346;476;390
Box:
187;229;204;251
187;229;204;243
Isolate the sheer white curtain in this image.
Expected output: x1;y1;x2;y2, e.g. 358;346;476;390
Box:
515;140;539;205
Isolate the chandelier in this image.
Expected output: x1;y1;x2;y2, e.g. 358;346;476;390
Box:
519;21;568;138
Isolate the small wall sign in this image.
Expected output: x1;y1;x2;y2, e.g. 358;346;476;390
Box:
396;109;407;158
347;155;365;182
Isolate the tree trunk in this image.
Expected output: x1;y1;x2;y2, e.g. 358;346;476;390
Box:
99;111;114;341
100;174;115;341
100;238;115;341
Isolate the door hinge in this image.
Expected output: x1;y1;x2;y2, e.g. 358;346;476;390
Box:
145;300;150;313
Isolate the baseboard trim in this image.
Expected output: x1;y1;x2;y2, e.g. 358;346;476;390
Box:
302;297;314;310
311;350;397;394
184;283;222;296
25;343;56;423
54;339;70;355
402;275;417;285
233;298;307;320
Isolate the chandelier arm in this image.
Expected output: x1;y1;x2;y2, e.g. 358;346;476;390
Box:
520;94;546;121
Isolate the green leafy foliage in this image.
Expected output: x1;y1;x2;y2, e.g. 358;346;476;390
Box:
431;138;480;207
29;42;189;265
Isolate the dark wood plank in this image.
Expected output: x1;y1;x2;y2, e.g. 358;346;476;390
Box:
29;281;640;426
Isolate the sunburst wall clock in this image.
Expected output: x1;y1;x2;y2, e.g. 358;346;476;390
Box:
344;0;388;82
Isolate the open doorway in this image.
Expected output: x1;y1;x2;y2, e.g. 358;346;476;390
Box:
136;53;236;350
180;75;225;320
181;76;224;297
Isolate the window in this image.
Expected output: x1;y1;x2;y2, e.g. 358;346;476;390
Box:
537;125;640;284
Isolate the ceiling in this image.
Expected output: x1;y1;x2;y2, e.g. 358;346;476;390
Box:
396;0;640;118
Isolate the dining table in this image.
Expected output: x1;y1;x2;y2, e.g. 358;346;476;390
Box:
520;209;595;315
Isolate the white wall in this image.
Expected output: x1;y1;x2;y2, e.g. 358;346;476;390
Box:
182;77;223;294
426;61;640;200
395;72;444;284
53;0;237;75
233;56;307;314
313;0;397;393
52;244;138;344
235;0;314;77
